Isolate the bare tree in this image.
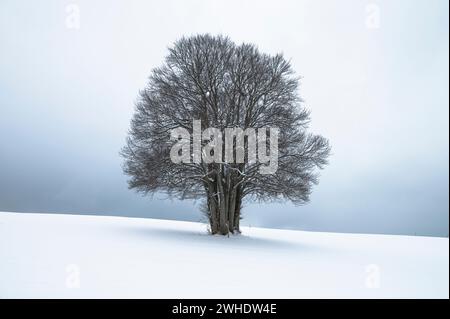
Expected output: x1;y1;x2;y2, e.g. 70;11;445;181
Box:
121;34;330;235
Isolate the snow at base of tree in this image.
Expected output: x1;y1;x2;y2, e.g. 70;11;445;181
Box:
0;212;448;298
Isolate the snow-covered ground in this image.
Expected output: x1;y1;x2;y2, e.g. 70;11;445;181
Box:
0;211;448;298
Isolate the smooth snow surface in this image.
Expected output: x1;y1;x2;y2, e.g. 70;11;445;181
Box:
0;212;448;298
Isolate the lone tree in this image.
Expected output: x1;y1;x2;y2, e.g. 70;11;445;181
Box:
122;34;330;235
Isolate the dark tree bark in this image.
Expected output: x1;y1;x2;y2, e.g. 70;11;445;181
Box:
121;34;330;235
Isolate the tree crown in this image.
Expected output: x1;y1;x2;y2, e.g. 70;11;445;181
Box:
122;34;330;205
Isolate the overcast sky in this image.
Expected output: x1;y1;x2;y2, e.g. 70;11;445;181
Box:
0;0;448;236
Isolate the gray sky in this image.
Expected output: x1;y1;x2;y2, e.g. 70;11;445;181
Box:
0;0;448;236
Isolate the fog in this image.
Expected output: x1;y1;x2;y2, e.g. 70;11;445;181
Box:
0;0;448;236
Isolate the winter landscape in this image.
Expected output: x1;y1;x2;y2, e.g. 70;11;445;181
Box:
1;0;448;302
1;211;448;299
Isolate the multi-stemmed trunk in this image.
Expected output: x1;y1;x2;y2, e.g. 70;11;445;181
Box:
205;166;243;235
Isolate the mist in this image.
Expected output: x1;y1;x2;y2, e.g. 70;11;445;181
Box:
0;0;448;236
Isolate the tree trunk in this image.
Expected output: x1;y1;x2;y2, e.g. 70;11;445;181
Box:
206;169;242;235
206;182;219;234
